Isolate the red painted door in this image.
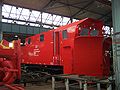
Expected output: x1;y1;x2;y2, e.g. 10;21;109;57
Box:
62;46;73;74
53;32;60;65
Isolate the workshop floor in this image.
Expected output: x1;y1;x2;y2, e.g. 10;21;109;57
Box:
23;80;52;90
25;84;52;90
25;83;107;90
0;82;113;90
0;83;52;90
0;84;109;90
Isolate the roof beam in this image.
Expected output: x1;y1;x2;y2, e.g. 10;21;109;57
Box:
96;0;111;6
45;0;90;10
57;1;105;16
98;11;111;20
27;10;32;21
44;14;50;23
35;12;41;22
70;0;95;18
3;16;60;27
18;8;23;20
41;0;52;10
8;6;12;18
41;0;57;11
3;3;78;20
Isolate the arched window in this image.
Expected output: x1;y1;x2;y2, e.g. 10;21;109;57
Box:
90;29;99;36
80;28;89;36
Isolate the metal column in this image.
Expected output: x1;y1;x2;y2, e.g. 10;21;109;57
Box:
40;12;43;27
83;81;87;90
0;0;2;41
65;79;69;90
112;0;120;90
52;77;55;90
97;83;100;90
79;81;82;89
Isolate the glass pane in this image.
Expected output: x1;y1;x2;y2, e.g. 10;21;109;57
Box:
40;34;44;41
28;38;31;44
80;28;89;36
62;30;68;39
90;29;99;36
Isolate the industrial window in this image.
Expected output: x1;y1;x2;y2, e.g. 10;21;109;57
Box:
90;29;99;36
80;28;89;36
21;39;25;46
40;34;44;41
28;38;31;44
62;30;68;39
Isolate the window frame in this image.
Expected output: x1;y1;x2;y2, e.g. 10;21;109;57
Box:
62;30;68;39
40;34;44;42
90;29;99;36
79;28;89;36
28;38;31;44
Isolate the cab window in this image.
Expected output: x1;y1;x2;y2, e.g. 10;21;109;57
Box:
90;29;99;36
62;30;68;39
80;28;89;36
40;34;44;41
28;38;31;44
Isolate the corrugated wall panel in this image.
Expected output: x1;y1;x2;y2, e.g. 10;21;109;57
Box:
2;23;12;32
11;24;19;33
2;22;50;35
19;25;27;33
26;26;34;34
34;27;40;34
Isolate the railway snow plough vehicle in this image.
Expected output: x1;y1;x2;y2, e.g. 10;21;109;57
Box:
21;18;112;78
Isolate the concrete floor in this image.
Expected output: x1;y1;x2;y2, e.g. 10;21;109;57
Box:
25;84;52;90
0;84;109;90
0;81;112;90
0;83;52;90
24;83;107;90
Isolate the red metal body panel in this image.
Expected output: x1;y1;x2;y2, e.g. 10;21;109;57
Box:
22;18;111;77
0;40;22;90
22;31;54;65
73;37;104;76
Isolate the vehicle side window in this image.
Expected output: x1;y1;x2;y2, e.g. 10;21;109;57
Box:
40;34;44;42
62;30;68;39
21;39;25;46
28;38;31;44
80;28;89;36
90;29;99;36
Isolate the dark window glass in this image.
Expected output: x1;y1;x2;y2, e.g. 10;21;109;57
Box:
62;30;68;39
40;34;44;41
80;28;89;36
28;38;31;44
21;39;25;46
90;29;99;36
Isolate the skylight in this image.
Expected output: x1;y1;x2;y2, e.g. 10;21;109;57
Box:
2;4;78;28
